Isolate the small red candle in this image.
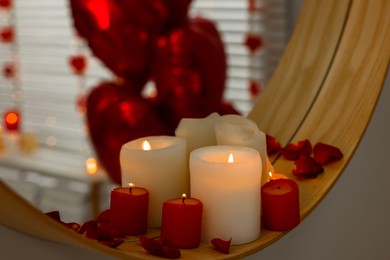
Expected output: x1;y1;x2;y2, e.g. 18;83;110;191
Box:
109;183;149;235
161;194;203;248
261;179;300;231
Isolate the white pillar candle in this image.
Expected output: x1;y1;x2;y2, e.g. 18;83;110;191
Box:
190;145;262;245
175;112;220;155
215;114;268;186
120;136;187;227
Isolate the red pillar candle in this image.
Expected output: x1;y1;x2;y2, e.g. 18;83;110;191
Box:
161;194;203;249
109;184;149;235
261;179;300;231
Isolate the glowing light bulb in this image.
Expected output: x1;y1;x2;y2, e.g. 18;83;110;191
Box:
86;157;98;175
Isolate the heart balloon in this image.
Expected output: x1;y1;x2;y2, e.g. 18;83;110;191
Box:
69;0;168;81
86;81;169;184
69;0;239;184
153;16;231;127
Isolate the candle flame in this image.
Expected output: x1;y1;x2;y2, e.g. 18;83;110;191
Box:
268;171;273;178
128;183;134;188
228;153;234;163
85;157;98;175
142;140;151;150
182;193;187;203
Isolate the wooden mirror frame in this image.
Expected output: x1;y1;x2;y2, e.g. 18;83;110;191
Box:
0;0;389;259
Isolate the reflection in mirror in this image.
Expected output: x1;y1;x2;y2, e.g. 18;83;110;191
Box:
0;0;293;223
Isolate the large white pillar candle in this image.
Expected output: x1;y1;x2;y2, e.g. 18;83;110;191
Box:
175;112;220;155
120;136;187;227
215;114;269;186
190;145;262;245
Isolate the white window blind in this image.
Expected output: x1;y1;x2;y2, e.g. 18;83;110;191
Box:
0;0;288;155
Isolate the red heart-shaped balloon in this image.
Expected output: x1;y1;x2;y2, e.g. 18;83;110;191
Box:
69;0;169;80
86;81;169;184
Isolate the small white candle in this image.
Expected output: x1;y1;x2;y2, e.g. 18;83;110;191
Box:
190;145;262;245
120;136;187;227
215;114;268;186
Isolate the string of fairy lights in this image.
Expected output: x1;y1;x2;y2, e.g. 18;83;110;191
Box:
0;0;22;132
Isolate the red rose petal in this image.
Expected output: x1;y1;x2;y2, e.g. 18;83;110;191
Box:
79;220;99;240
63;222;81;232
314;142;343;165
211;237;231;254
293;155;324;178
97;209;110;223
45;211;61;221
266;134;282;156
139;236;181;259
282;139;312;160
99;239;124;248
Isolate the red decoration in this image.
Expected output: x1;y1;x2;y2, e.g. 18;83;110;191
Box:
161;195;203;249
261;179;300;231
69;0;240;184
139;236;181;259
266;134;282;156
69;55;87;75
281;139;312;160
245;34;264;53
109;186;149;235
249;80;261;98
0;0;11;9
313;142;343;165
2;62;15;79
86;81;169;184
292;155;324;178
211;237;232;254
0;26;14;43
3;109;20;132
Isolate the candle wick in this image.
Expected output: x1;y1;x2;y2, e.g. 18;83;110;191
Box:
182;197;185;204
277;186;281;190
130;187;133;193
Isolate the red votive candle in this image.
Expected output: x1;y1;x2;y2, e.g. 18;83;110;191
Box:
261;179;300;231
161;194;203;248
109;184;149;235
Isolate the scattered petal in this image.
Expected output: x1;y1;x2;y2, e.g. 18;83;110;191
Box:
139;236;181;259
97;209;110;223
45;211;61;221
99;239;124;248
63;222;81;232
293;155;324;178
79;220;99;240
266;134;282;156
313;142;343;165
282;139;312;160
211;237;231;254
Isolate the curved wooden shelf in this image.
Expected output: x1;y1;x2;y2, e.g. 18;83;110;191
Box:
0;0;389;259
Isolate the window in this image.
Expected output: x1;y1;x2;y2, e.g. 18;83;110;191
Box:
0;0;288;155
